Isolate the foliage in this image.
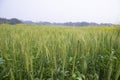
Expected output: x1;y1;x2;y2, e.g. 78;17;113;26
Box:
0;18;22;24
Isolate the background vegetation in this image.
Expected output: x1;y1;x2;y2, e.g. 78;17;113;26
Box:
0;24;120;80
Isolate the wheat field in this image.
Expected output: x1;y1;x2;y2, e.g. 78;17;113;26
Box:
0;24;120;80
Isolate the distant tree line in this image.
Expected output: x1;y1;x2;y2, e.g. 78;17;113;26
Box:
0;18;22;24
0;17;113;26
34;22;112;26
23;21;113;26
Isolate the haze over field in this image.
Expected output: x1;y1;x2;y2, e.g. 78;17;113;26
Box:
0;0;120;24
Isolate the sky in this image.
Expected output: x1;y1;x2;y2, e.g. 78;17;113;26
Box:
0;0;120;24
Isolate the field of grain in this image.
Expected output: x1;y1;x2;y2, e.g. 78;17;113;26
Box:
0;24;120;80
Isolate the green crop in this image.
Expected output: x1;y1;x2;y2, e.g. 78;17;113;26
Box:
0;24;120;80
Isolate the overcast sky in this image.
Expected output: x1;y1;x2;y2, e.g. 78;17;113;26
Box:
0;0;120;24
